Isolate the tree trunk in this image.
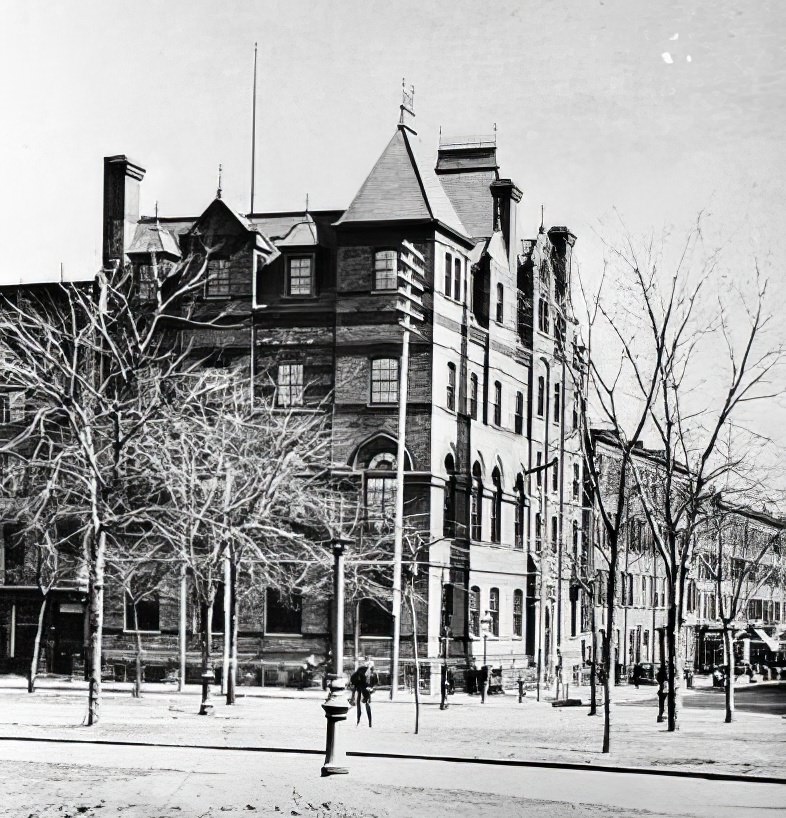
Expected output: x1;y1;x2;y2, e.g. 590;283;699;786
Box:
87;528;106;726
408;588;420;735
589;613;597;716
723;624;735;723
28;594;48;694
199;598;214;715
132;604;143;699
602;557;617;753
665;600;682;733
354;601;361;670
178;565;187;692
226;557;238;706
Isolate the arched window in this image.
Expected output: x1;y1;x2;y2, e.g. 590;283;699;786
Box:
537;376;545;417
443;454;456;538
469;586;480;637
471;462;483;541
489;588;500;637
514;474;526;551
496;283;504;323
470;373;479;419
447;362;456;411
513;589;523;637
493;381;502;426
491;467;502;543
454;257;463;301
365;453;397;527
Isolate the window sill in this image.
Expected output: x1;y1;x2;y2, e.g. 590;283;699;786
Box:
359;635;392;640
370;288;398;295
281;294;318;301
123;629;161;635
264;633;303;638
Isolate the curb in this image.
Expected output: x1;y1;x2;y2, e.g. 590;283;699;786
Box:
0;734;783;786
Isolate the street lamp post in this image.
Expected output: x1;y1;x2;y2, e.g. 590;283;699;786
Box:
480;611;492;666
321;536;351;777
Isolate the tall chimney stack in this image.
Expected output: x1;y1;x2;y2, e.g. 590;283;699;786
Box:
102;155;146;269
490;178;523;271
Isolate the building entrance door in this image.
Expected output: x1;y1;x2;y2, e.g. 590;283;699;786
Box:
52;604;85;675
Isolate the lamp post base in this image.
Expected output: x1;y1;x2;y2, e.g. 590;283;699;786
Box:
321;675;350;777
199;671;214;716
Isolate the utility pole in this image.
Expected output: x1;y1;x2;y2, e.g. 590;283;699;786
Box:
390;239;425;700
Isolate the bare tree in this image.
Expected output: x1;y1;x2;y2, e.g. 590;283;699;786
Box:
610;225;782;733
700;498;784;723
0;253;228;724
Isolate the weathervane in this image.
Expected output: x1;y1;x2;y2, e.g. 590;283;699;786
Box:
217;163;223;200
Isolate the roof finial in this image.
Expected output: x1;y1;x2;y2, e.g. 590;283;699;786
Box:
154;200;159;224
399;77;415;127
217;163;223;200
539;204;545;234
305;192;309;213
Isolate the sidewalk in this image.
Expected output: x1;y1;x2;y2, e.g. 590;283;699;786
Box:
0;676;783;780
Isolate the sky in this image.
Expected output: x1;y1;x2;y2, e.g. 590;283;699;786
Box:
1;0;784;491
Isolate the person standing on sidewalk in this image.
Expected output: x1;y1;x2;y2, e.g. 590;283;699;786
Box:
479;663;490;704
351;659;378;727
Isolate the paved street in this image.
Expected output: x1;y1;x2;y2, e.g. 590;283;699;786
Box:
1;737;784;818
0;679;783;815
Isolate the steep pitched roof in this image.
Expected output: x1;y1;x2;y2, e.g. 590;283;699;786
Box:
337;126;470;242
127;222;182;258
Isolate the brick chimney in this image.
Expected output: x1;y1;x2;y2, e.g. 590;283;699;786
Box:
102;155;146;269
490;178;523;271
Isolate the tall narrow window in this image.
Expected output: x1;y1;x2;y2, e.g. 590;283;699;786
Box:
538;297;550;333
277;364;304;407
493;381;502;426
572;520;579;560
489;588;500;637
514;477;526;551
491;468;502;543
513;589;523;637
469;586;480;637
446;363;456;411
370;358;398;403
373;250;397;290
551;515;558;553
553;382;561;425
536;451;543;488
496;283;504;323
535;513;542;552
537;376;545;417
454;257;462;301
572;393;579;430
551;459;558;493
469;373;478;419
287;256;314;296
205;258;231;298
572;463;580;500
471;463;483;541
514;391;524;435
444;252;452;296
443;455;456;538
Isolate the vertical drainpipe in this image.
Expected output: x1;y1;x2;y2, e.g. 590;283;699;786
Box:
557;343;567;652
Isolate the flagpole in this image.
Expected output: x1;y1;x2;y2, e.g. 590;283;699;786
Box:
250;42;258;215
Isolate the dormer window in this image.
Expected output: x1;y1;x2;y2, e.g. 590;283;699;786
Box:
287;256;314;296
373;250;398;291
205;258;231;298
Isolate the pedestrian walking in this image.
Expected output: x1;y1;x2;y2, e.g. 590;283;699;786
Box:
632;661;643;689
479;663;490;704
467;659;479;694
350;659;378;727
